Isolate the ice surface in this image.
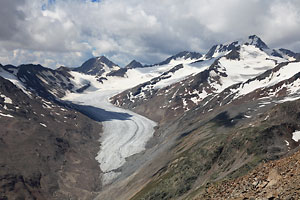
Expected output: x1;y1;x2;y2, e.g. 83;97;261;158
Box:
62;73;157;185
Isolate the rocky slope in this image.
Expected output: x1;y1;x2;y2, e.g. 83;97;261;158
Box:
0;69;102;199
196;145;300;199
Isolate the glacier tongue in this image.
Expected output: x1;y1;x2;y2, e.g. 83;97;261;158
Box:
62;73;157;185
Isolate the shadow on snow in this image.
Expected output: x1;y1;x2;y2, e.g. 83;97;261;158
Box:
64;101;133;122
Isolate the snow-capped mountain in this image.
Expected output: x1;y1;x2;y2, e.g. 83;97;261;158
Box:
204;35;268;59
110;35;300;123
74;55;120;76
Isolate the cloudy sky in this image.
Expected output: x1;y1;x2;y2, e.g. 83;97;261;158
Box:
0;0;300;68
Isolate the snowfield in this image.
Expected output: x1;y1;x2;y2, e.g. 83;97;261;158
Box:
292;130;300;142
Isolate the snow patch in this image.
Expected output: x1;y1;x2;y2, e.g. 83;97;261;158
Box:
182;98;189;111
0;113;13;118
285;140;290;146
0;94;12;104
264;115;269;121
292;130;300;142
40;123;47;127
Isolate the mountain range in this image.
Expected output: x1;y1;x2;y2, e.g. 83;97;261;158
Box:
0;35;300;200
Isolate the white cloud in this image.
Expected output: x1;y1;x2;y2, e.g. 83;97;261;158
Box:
0;0;300;68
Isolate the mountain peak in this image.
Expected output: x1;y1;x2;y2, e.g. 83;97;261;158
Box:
245;35;269;49
125;60;143;69
95;55;111;63
174;51;203;60
205;35;269;59
74;56;120;76
205;41;239;59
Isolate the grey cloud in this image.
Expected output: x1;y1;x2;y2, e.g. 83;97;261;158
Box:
0;0;300;68
0;0;25;40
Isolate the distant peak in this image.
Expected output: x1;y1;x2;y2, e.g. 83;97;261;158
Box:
56;66;70;72
91;55;118;67
130;59;140;64
95;55;110;63
204;35;269;59
157;51;202;65
248;34;260;40
74;55;119;76
173;51;202;59
245;35;269;49
126;60;143;69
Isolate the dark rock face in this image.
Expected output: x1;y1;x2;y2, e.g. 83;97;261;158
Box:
2;64;18;73
279;48;297;57
205;44;219;59
106;68;128;77
225;46;241;60
16;64;74;100
0;76;102;200
271;49;284;58
278;48;300;60
205;41;239;59
74;56;119;76
247;35;269;49
125;60;143;69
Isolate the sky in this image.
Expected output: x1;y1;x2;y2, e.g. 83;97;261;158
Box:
0;0;300;68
